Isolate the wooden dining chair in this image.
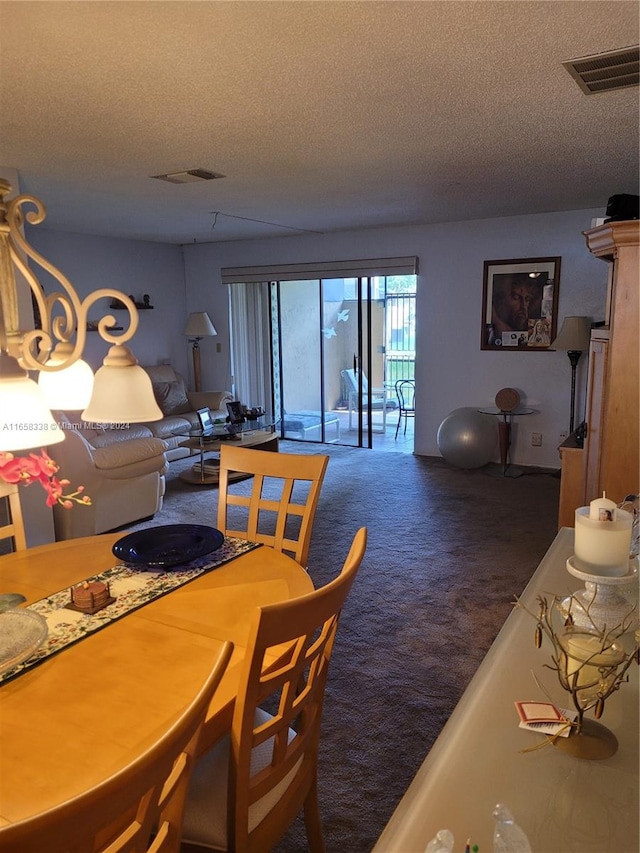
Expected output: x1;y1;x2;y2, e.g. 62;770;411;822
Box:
0;641;234;853
0;481;27;552
216;444;329;567
180;527;367;853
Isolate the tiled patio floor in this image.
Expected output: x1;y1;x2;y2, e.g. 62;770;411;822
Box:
284;409;415;454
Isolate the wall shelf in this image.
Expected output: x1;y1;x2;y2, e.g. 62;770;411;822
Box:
109;297;154;310
86;323;123;332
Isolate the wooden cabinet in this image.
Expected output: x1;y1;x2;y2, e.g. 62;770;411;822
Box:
558;435;586;528
557;220;639;527
583;221;639;504
582;329;610;501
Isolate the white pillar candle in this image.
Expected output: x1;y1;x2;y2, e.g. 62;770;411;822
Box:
574;506;633;577
588;492;618;521
565;634;625;698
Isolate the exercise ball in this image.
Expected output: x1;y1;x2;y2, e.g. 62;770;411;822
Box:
437;407;496;469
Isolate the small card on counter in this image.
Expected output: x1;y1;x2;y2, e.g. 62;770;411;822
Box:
515;701;577;737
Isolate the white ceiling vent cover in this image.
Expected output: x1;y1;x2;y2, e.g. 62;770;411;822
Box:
563;46;639;95
152;169;225;184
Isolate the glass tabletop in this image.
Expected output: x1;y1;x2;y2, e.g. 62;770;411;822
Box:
174;417;279;441
478;407;536;416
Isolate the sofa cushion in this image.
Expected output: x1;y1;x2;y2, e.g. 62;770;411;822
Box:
180;411;202;429
54;412;154;448
144;415;192;440
187;390;233;413
154;380;192;416
92;437;168;473
144;364;180;384
91;424;154;447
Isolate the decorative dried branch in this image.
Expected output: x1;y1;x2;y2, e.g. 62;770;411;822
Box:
514;592;639;733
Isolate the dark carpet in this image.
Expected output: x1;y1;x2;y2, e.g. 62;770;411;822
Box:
131;442;560;852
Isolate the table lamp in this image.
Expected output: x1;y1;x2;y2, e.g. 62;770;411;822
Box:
184;312;217;391
550;316;591;434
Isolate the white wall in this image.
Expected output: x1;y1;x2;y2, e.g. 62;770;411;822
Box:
18;206;610;469
25;230;189;377
4;225;188;543
183;207;609;468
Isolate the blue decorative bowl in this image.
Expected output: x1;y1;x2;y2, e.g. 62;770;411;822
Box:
112;524;224;569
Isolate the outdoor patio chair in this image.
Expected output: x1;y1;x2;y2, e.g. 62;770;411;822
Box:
282;410;340;443
395;379;416;439
340;368;396;433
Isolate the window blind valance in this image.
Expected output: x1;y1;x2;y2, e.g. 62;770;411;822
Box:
221;256;418;284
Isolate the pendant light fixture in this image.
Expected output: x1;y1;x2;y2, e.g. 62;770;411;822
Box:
0;179;161;452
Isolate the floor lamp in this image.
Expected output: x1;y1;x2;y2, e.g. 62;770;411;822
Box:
183;312;217;392
550;316;591;434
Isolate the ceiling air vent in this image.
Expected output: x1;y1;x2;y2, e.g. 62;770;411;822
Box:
562;46;639;95
151;168;225;184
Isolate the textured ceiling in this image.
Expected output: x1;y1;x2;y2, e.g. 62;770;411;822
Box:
0;1;638;244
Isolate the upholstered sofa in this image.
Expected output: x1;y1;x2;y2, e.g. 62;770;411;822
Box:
140;365;234;460
49;365;233;540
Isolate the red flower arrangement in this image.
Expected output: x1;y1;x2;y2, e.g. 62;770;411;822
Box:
0;449;91;510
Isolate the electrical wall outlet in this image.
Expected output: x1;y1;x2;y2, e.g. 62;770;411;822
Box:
531;432;542;446
559;432;568;445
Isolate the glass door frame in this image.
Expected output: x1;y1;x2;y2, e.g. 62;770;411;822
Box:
350;276;375;448
270;276;377;449
271;279;338;447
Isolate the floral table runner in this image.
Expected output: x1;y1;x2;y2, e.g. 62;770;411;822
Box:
0;537;259;686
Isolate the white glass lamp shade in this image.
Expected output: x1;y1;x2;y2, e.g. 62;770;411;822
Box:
81;345;162;423
550;317;592;352
0;354;64;451
37;343;94;410
183;312;217;338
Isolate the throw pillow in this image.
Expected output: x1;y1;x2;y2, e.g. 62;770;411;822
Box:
153;380;191;415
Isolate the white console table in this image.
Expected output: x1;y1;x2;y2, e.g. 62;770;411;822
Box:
374;528;639;853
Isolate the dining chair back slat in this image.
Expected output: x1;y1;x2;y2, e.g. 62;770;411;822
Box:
181;527;367;853
216;445;329;567
0;642;234;853
0;481;27;552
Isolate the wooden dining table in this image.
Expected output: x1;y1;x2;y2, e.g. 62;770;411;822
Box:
0;532;313;826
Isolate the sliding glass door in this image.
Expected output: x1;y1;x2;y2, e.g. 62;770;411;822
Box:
272;277;380;448
225;258;417;451
275;279;324;442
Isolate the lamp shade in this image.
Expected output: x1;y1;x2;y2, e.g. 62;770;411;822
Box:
81;345;162;423
550;317;592;352
183;312;217;338
38;343;94;410
0;353;65;451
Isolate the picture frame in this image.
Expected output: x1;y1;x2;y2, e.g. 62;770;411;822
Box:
481;257;560;351
226;400;245;425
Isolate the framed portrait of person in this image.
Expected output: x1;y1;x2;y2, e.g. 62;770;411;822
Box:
226;400;245;424
481;257;560;351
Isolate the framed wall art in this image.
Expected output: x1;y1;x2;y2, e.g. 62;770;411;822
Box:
481;257;561;351
226;400;245;424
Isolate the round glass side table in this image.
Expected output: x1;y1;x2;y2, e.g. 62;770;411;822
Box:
478;407;536;477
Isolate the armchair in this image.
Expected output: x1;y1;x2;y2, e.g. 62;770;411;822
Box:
49;413;168;540
340;368;397;433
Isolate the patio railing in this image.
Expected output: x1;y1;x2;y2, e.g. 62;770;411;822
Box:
385;355;415;384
